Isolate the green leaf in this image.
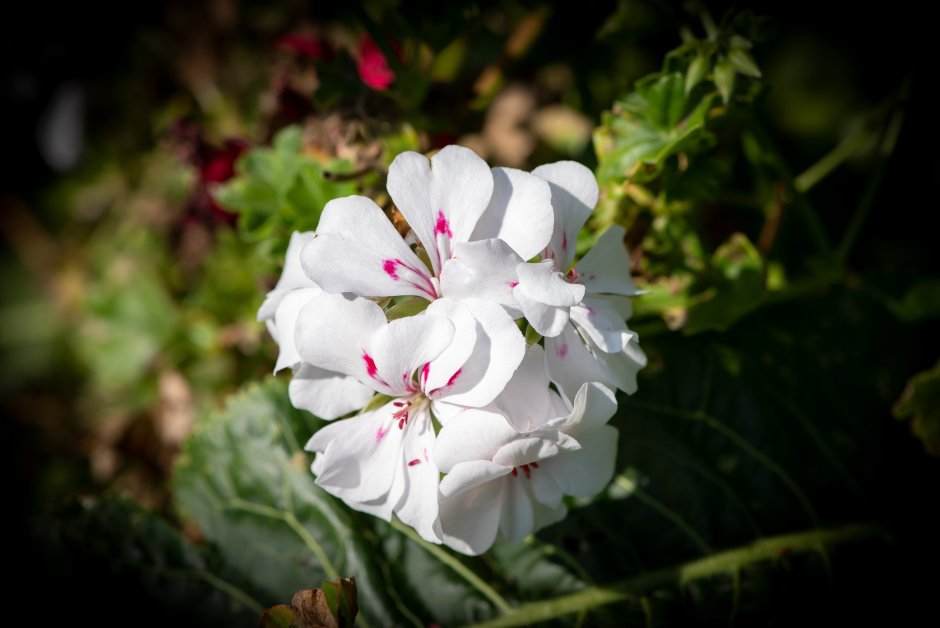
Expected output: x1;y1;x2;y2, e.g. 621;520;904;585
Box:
713;57;736;104
727;47;761;78
35;498;260;625
595;73;717;184
385;297;431;320
214;126;359;247
684;233;764;334
685;53;710;95
894;361;940;456
174;378;399;626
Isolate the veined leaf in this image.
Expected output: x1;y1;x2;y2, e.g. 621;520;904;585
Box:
174;378;399;626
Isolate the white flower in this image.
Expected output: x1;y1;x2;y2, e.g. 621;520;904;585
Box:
257;231;373;420
297;291;524;541
299;145;554;301
433;347;619;555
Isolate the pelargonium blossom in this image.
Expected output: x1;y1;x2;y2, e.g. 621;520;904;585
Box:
259;143;645;554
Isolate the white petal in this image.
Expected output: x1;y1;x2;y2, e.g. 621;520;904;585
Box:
288;364;375;421
294;292;389;390
569;298;633;354
493;344;557;432
438;460;509;555
371;313;455;396
471;167;553;261
258;231;317;322
546;381;618;438
272;287;322;372
529;463;565;508
302;196;438;300
387;146;494;274
516;260;585;306
491;433;579;468
544;324;613;404
575;225;639;296
393;408;441;542
306;402;404;503
424;299;477;394
434;407;519;473
532;161;598;270
438;239;523;316
499;477;534;544
540;424;618;498
514;287;571;338
430;298;526;407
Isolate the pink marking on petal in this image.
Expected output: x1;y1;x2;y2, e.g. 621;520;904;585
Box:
423;447;429;461
434;210;453;238
556;344;568;359
511;468;518;477
421;362;430;386
521;464;531;479
408;458;421;466
446;368;462;387
362;352;379;377
562;232;568;253
375;425;389;442
382;259;400;280
508;280;519;289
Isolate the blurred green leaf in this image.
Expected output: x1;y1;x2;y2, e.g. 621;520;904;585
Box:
595;72;716;184
215;127;359;246
894;361;940;456
713;57;736;104
684;233;764;334
174;378;399;625
727;47;761;78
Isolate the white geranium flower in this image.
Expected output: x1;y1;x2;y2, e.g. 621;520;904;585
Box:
299;145;554;301
433;347;619;555
257;231;373;420
296;291;524;541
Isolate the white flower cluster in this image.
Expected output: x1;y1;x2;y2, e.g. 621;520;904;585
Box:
260;146;645;555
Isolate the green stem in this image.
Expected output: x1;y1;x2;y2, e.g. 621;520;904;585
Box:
617;476;714;554
389;518;512;614
748;117;834;261
469;523;885;627
194;570;266;615
837;107;905;265
794;125;871;193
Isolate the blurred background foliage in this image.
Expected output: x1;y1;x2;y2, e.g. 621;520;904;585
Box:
2;0;937;625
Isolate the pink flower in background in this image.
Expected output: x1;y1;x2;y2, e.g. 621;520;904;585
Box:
357;34;395;90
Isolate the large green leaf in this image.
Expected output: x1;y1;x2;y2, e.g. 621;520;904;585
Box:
33;498;259;627
173;378;399;626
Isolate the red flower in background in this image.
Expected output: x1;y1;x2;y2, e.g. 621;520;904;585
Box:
357;34;396;91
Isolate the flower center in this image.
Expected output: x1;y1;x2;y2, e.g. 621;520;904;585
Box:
391;394;428;429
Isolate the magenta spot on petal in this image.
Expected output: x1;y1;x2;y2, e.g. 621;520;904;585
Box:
383;259;400;280
423;447;429;461
421;362;430;385
508;280;519;289
557;344;568;359
445;368;462;387
408;458;421;466
434;210;453;238
362;352;379;378
562;232;568;252
375;425;389;442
